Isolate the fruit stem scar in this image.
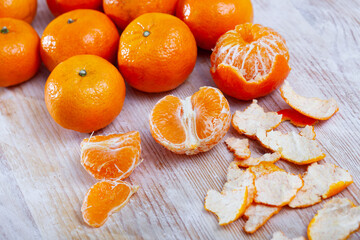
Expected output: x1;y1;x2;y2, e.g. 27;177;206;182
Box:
143;30;150;37
67;18;76;24
79;69;87;77
1;26;9;34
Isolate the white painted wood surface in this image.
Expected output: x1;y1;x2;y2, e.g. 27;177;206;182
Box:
1;0;359;239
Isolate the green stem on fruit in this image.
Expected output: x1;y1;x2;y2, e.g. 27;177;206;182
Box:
1;26;9;34
67;18;76;24
143;30;150;37
79;70;87;77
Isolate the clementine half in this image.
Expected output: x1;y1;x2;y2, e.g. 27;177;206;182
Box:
118;13;197;93
44;55;125;133
103;0;178;30
82;180;138;227
210;23;291;100
0;0;37;23
149;86;231;155
46;0;103;17
40;9;119;71
81;131;141;180
176;0;253;50
0;18;40;87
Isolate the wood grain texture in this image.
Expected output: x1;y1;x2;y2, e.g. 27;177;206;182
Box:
1;0;360;239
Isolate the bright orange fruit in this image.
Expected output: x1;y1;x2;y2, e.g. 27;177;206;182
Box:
118;13;197;93
211;23;291;100
149;87;231;155
0;18;40;87
103;0;178;30
44;55;125;133
46;0;103;17
40;9;119;71
176;0;253;50
0;0;37;23
82;180;138;227
81;132;141;180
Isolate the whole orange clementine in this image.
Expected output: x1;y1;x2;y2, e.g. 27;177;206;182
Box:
0;0;37;23
118;13;197;93
46;0;103;17
45;55;126;133
40;9;119;71
0;18;40;87
103;0;178;30
176;0;253;50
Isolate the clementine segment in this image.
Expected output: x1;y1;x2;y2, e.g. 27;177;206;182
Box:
40;9;119;71
81;132;141;181
82;180;138;228
0;18;40;87
103;0;178;30
118;13;197;93
149;87;231;155
46;0;103;17
211;23;291;100
176;0;253;50
44;55;125;133
0;0;37;23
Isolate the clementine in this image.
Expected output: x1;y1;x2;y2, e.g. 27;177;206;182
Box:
210;23;291;100
0;18;40;87
103;0;178;30
82;180;138;227
176;0;253;50
118;13;197;93
40;9;119;71
44;55;125;133
81;131;141;180
0;0;37;23
46;0;102;17
149;87;231;155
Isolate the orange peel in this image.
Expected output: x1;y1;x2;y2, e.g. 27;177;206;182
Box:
243;204;281;233
232;100;282;138
307;198;360;240
271;231;306;240
225;137;251;159
254;171;303;207
299;125;316;140
278;108;318;127
237;152;281;167
289;162;353;208
81;180;138;228
249;162;284;178
256;128;325;164
149;86;231;155
204;188;248;225
280;81;339;120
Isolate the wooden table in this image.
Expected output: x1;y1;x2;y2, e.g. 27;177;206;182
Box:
1;0;359;239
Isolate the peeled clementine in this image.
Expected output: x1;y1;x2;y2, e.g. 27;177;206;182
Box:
40;9;119;71
103;0;178;30
176;0;253;50
81;131;141;180
82;180;138;227
118;13;197;93
149;87;231;155
210;23;291;100
0;0;37;23
46;0;103;17
0;18;40;87
44;55;125;133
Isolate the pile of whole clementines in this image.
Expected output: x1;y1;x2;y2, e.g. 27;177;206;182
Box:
0;0;290;133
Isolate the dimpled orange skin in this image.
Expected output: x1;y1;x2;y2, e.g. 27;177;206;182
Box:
45;55;126;133
46;0;102;17
0;0;37;24
0;18;40;87
103;0;178;30
118;13;197;93
40;9;119;72
176;0;253;50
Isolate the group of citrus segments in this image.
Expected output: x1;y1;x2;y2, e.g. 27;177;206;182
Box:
1;0;359;239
